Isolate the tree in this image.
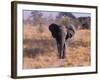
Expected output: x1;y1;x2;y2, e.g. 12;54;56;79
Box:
37;13;44;33
31;11;45;32
55;12;79;29
47;14;55;25
31;11;39;25
78;17;91;29
55;14;71;26
57;12;76;19
59;16;71;26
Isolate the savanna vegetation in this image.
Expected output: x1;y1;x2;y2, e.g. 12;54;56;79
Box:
23;11;91;69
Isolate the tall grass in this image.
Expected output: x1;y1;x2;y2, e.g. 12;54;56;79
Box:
23;25;91;69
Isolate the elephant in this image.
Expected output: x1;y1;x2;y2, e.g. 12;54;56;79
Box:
49;23;75;59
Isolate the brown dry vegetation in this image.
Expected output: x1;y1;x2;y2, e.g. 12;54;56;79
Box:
23;24;91;69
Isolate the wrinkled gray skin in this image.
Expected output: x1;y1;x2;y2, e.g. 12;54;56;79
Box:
49;23;75;59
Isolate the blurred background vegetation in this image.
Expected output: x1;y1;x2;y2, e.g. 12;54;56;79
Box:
24;11;91;32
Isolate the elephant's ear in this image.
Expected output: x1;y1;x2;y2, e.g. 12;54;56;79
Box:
49;23;60;38
66;24;76;40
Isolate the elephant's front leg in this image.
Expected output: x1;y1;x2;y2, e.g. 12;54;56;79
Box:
62;43;66;59
56;39;62;59
59;37;66;59
56;41;60;58
60;42;64;59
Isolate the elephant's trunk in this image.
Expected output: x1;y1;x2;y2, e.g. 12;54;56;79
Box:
59;26;67;59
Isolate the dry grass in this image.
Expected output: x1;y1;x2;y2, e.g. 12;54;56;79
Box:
23;25;91;69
